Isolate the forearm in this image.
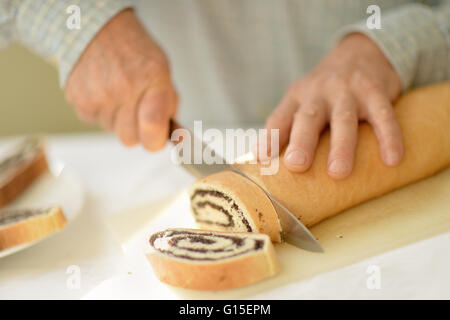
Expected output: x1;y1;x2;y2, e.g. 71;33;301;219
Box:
337;0;450;90
2;0;133;86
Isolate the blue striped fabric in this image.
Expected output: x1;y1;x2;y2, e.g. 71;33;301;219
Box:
337;1;450;90
1;0;132;85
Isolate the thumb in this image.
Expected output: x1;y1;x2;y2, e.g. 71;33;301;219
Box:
138;86;177;151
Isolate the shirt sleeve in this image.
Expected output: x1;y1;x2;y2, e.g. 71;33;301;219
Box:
1;0;133;87
0;1;15;49
336;0;450;91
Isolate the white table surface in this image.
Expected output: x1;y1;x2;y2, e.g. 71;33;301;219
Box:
0;133;449;299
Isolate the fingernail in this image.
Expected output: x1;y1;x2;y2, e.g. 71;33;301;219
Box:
328;159;349;175
285;150;307;166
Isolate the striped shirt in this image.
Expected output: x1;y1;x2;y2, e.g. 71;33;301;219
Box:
0;0;449;125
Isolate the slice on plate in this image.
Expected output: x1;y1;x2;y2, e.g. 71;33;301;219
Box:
0;206;67;250
146;228;280;290
0;137;48;208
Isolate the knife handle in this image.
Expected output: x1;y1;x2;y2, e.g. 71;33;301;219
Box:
168;119;184;145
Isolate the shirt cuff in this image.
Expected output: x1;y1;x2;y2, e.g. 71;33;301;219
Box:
14;0;133;87
335;3;450;91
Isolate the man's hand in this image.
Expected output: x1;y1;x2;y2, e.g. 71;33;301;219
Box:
262;33;404;179
65;9;178;151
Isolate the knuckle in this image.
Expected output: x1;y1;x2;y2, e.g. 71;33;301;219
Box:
334;109;357;124
334;93;352;106
296;103;321;120
110;62;170;98
311;77;349;102
373;106;395;123
351;70;371;86
366;83;382;94
76;88;110;109
357;77;381;93
323;72;348;90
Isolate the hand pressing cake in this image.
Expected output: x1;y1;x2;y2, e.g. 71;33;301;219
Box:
190;83;450;237
145;228;280;290
0;206;67;250
0;137;48;209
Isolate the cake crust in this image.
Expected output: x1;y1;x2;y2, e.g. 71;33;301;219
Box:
0;206;67;250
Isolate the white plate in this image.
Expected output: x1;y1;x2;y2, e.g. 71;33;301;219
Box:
0;153;85;258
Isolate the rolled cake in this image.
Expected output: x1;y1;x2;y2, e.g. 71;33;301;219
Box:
146;228;280;290
0;137;48;209
190;83;450;234
0;206;67;250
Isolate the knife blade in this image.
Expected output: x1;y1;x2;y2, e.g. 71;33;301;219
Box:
169;119;323;252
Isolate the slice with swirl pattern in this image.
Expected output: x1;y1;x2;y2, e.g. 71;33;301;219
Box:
146;228;280;290
189;171;282;243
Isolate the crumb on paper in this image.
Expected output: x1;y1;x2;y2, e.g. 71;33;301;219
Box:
336;234;343;239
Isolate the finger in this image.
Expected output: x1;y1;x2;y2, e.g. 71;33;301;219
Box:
259;86;300;160
74;104;98;125
98;105;119;131
364;93;403;166
283;99;327;172
114;104;139;146
138;87;176;152
327;96;358;179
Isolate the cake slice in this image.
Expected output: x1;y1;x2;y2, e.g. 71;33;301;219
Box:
0;137;48;209
0;206;66;250
146;228;280;290
189;171;282;242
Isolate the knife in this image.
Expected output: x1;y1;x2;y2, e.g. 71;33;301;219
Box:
168;119;323;252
